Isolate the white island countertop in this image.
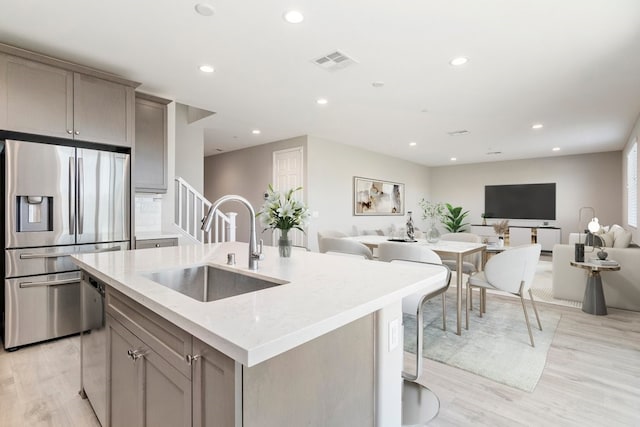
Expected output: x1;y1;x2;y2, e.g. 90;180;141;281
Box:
72;241;447;367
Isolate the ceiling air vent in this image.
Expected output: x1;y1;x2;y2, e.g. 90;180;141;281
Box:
447;130;470;136
312;50;357;71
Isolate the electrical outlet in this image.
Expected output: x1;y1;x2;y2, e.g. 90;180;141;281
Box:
388;318;400;351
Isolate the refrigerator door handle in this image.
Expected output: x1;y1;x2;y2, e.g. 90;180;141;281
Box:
19;278;79;288
20;252;73;259
78;157;84;235
18;245;123;260
69;156;76;235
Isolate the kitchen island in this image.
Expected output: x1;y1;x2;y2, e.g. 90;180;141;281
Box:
72;241;447;427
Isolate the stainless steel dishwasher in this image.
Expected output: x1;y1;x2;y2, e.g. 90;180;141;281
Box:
80;272;107;427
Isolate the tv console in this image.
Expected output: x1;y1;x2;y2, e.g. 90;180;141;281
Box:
470;224;561;252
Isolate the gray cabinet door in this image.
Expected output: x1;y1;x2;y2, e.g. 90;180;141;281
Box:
135;237;178;249
144;338;193;427
0;54;73;138
74;73;134;147
192;338;237;427
109;315;143;427
135;97;168;192
108;315;192;427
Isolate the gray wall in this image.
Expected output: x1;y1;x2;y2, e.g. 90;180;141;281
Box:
203;136;308;244
428;151;623;243
306;137;431;251
174;103;204;194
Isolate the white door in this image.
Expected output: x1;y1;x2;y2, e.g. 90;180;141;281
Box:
273;147;304;247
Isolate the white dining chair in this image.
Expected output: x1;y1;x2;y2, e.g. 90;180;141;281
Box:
317;230;348;253
377;242;451;385
378;242;450;331
466;244;542;347
318;237;373;260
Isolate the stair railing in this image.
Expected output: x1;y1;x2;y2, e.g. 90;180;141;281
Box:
174;177;236;243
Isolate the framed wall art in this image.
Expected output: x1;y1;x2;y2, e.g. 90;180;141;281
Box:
353;177;404;216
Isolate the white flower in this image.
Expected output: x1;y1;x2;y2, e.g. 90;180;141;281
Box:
257;185;309;232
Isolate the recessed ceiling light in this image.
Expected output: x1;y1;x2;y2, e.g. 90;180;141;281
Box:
409;142;417;147
451;157;457;161
449;56;468;66
316;98;328;105
552;147;560;151
283;10;304;24
194;3;215;16
532;123;544;129
199;64;214;73
252;129;261;135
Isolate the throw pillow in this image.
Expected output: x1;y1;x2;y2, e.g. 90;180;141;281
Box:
597;231;614;248
611;224;633;248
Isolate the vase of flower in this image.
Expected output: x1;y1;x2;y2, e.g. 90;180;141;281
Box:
278;229;292;258
426;218;441;243
258;185;309;258
419;199;445;244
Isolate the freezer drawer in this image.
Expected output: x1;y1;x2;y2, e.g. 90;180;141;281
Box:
5;242;129;278
4;271;82;349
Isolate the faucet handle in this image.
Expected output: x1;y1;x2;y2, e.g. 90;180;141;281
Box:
256;239;265;260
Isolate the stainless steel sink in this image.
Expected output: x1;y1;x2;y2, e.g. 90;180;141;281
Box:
142;264;288;302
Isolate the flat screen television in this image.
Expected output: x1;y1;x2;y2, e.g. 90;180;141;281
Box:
484;183;556;220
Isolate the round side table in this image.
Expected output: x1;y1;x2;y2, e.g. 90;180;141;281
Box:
570;261;621;315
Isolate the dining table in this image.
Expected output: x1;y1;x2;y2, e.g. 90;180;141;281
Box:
348;235;487;335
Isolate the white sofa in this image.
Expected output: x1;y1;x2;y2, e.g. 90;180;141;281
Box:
552;243;640;311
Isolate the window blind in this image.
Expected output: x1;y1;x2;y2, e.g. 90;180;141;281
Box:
628;140;638;227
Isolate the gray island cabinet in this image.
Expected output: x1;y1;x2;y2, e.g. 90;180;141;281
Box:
73;241;447;427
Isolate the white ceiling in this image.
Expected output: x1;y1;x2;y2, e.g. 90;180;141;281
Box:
1;0;640;166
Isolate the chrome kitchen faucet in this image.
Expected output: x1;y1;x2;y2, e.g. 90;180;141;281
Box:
201;195;263;270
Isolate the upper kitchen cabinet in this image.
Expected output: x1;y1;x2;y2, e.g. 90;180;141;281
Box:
73;73;135;146
135;93;170;193
0;44;139;147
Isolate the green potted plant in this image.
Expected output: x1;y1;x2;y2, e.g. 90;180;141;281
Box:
443;203;469;233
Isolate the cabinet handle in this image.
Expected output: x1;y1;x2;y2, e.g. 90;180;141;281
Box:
185;354;200;365
127;349;145;362
67;129;73;134
74;130;80;135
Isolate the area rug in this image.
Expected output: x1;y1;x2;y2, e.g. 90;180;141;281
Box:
404;294;561;392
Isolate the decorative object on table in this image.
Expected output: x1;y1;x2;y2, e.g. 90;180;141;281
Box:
481;212;487;226
258;185;309;257
419;199;445;243
353;176;404;216
596;246;609;260
574;243;585;262
406;210;415;240
442;203;469;233
492;219;509;247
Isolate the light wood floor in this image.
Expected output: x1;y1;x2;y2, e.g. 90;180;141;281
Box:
1;295;638;426
413;294;640;426
0;335;100;427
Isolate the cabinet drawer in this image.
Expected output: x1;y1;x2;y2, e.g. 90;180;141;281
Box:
106;287;192;378
135;238;178;249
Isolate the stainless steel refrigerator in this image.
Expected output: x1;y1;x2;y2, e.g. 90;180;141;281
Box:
2;138;130;350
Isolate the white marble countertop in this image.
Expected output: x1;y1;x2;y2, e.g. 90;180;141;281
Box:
72;242;447;367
